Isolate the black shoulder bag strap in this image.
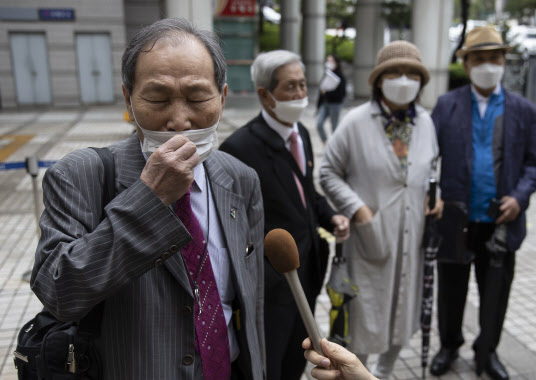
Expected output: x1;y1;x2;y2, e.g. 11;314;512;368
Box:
91;147;116;214
78;147;116;336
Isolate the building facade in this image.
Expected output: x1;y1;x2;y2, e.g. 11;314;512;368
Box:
0;0;257;108
0;1;135;108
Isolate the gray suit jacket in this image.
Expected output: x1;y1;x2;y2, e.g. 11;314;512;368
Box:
31;134;266;380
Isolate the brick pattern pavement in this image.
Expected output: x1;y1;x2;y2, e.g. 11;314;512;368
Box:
0;104;535;380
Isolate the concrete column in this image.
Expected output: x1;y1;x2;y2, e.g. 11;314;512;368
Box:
280;0;300;53
495;0;504;20
412;0;453;109
302;0;326;85
353;0;386;100
165;0;213;29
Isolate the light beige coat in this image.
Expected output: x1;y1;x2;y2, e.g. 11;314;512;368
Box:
319;101;438;354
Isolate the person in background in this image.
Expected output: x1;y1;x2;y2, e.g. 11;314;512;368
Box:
319;41;442;379
303;338;379;380
220;49;350;380
316;54;346;143
31;18;265;380
430;26;536;380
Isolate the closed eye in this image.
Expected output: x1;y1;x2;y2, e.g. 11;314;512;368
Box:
141;96;168;104
188;98;211;103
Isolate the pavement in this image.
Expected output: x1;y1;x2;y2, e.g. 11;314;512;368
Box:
1;96;536;380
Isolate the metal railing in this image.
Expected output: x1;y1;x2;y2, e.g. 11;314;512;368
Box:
1;157;56;281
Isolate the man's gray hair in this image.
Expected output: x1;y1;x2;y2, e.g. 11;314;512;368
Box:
250;50;305;91
122;18;227;94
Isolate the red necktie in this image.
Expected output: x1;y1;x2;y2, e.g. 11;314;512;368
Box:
174;188;231;380
289;131;307;208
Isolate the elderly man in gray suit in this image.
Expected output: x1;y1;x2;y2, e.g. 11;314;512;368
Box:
31;18;265;380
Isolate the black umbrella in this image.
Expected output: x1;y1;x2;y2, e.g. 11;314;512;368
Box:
475;223;509;375
420;178;442;379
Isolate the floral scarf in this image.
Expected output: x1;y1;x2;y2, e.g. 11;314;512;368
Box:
378;100;416;175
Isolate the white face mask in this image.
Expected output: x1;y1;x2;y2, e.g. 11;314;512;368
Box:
130;98;221;163
325;61;336;71
470;63;504;90
381;75;421;106
269;93;308;124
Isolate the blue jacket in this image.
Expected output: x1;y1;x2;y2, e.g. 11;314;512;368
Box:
432;84;536;252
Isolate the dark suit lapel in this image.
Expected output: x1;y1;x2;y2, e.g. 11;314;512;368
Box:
500;90;520;195
251;116;307;213
203;154;249;294
115;133;193;295
298;123;314;180
502;90;520;144
454;86;474;176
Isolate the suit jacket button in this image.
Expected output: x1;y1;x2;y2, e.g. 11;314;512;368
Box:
183;305;192;315
183;354;194;365
170;245;179;253
162;251;171;260
154;259;163;267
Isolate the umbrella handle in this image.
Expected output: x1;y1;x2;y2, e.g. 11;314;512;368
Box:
428;178;437;210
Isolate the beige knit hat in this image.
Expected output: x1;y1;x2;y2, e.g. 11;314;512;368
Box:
368;40;430;87
455;26;511;58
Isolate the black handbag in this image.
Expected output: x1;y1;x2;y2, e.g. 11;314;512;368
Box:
436;201;474;264
14;147;115;380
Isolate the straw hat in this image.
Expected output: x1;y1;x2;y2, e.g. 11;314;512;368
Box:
455;26;511;58
368;40;430;87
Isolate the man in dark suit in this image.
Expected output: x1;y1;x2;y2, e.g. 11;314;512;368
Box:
31;18;265;380
220;50;350;380
430;26;536;380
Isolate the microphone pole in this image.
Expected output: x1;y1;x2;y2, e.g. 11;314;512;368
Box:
264;228;323;354
284;270;323;354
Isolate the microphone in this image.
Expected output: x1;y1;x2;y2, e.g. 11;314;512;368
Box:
264;228;323;354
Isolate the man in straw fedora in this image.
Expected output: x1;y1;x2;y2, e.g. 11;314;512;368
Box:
430;25;536;380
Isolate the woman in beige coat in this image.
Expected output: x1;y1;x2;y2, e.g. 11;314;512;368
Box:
319;41;443;379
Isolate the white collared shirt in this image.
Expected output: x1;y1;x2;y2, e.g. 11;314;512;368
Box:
190;163;239;361
262;109;306;175
471;83;502;119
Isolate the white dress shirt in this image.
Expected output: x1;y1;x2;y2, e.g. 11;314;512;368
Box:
471;83;502;119
262;109;306;175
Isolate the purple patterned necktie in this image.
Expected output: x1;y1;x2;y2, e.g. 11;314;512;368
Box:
174;187;231;380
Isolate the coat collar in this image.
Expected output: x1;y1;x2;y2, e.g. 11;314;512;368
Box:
503;89;520;131
204;151;234;191
250;113;309;213
250;113;288;152
203;151;251;299
250;112;312;166
368;98;428;120
452;86;474;172
114;133;146;191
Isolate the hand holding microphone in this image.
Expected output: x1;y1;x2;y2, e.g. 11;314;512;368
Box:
303;338;379;380
264;229;323;355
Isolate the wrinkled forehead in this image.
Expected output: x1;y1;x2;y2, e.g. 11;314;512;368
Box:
275;62;305;82
134;34;216;85
139;32;207;61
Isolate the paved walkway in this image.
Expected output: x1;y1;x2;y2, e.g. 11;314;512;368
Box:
0;99;535;379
